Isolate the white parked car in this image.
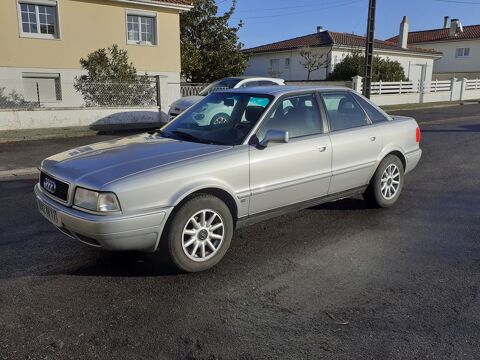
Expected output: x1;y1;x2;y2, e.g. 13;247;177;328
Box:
168;77;285;119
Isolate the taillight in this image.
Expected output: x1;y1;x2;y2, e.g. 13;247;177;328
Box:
416;127;421;143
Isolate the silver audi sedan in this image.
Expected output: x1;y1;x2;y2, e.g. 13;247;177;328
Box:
36;86;422;272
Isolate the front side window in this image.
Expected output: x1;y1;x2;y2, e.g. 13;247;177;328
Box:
161;93;273;145
256;93;323;139
321;92;368;131
240;81;261;88
127;14;156;45
19;2;58;38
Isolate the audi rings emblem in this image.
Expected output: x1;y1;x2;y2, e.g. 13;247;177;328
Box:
43;178;57;194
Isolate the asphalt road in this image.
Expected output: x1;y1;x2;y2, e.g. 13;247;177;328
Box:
1;105;479;359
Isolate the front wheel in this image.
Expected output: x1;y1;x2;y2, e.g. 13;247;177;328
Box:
363;155;404;208
162;194;234;272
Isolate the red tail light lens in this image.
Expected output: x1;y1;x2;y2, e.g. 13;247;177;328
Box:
416;127;421;143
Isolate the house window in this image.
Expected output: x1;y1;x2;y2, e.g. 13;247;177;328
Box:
22;73;62;102
18;1;59;39
456;48;470;57
127;12;156;45
285;58;290;68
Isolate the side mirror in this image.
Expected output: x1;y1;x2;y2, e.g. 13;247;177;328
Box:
258;129;289;148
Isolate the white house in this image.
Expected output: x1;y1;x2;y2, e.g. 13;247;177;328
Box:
387;17;480;80
243;22;442;84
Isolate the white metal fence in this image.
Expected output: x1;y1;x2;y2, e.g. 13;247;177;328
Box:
371;81;417;95
466;79;480;91
357;79;455;95
180;83;209;97
430;79;452;92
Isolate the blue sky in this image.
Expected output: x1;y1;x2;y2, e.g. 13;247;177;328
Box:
216;0;480;49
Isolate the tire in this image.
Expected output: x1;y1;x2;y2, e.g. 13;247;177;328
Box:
162;194;234;272
363;155;404;208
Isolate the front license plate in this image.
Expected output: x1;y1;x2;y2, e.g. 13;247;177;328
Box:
38;201;62;227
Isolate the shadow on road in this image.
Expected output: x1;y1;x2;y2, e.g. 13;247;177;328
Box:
60;251;183;278
422;123;480;133
311;197;369;211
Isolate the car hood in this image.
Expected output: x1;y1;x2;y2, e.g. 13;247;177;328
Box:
41;133;230;188
170;96;203;112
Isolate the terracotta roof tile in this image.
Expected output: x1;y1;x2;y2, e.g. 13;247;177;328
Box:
138;0;192;6
386;25;480;44
243;31;440;55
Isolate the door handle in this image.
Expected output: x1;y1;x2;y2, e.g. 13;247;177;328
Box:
370;136;376;141
318;145;328;152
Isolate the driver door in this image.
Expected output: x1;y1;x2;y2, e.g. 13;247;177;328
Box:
248;93;332;215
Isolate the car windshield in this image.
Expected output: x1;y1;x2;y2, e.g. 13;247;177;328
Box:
161;92;273;146
198;79;242;96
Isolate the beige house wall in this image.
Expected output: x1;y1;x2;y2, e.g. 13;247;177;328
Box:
0;0;182;72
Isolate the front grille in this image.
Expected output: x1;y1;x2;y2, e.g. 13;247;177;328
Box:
40;171;69;202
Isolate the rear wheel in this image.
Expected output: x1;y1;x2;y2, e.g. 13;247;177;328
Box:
364;155;404;208
163;194;234;272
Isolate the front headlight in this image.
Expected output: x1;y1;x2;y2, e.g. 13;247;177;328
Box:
74;188;121;213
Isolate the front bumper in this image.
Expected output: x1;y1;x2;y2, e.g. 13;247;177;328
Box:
35;184;173;252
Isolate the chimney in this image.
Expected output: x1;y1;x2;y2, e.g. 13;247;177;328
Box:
450;18;459;36
317;26;324;33
398;16;409;49
443;16;449;28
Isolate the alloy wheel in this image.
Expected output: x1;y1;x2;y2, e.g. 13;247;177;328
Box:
381;164;401;200
181;209;225;262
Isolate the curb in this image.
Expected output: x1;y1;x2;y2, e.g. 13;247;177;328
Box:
382;100;480;112
0;123;161;144
0;167;39;180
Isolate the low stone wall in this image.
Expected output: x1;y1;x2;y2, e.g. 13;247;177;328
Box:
0;107;164;131
371;89;480;106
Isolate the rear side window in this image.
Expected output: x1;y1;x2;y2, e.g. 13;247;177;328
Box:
320;92;368;131
259;81;279;86
240;81;261;88
353;93;389;123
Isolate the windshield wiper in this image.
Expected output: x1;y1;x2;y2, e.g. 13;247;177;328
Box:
148;129;170;137
171;130;226;146
170;130;210;143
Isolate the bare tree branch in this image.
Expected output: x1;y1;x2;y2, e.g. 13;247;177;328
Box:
299;47;331;80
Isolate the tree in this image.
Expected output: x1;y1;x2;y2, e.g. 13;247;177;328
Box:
328;50;407;82
180;0;248;83
74;45;155;106
299;47;331;80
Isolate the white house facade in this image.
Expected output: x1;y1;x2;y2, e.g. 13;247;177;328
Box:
243;26;441;84
386;18;480;80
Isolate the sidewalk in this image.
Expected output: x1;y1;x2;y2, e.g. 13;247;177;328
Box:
0;129;150;179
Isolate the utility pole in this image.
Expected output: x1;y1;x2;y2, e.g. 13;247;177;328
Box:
363;0;376;98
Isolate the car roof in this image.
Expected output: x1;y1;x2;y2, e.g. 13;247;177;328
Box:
220;76;284;82
221;85;352;96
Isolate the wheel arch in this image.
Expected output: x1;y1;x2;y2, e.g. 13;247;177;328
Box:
369;149;407;183
173;186;239;221
385;150;406;171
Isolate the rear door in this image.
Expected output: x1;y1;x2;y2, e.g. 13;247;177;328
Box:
320;91;382;194
248;93;332;214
